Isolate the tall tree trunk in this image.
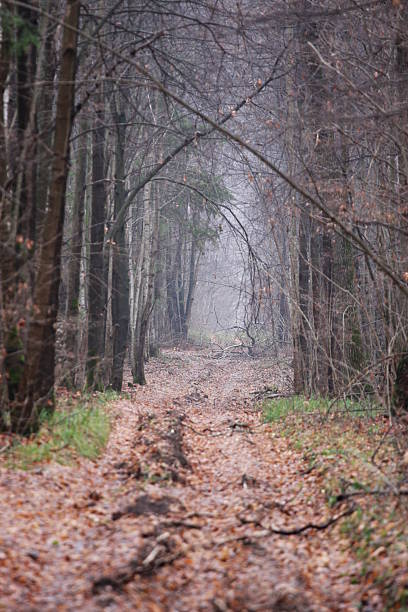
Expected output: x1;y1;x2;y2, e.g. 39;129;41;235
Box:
166;222;180;340
295;207;311;394
87;95;107;389
133;182;159;385
15;0;38;252
277;229;290;348
132;181;152;383
0;0;13;415
111;101;129;391
298;8;336;396
182;207;200;341
129;194;143;365
35;0;56;239
64;120;88;387
393;3;408;406
10;0;80;433
0;0;38;414
176;227;186;339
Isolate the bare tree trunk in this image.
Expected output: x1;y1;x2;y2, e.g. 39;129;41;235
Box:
0;0;13;416
166;222;180;340
393;3;408;407
64;120;88;387
176;226;186;338
133;181;159;385
132;180;152;382
183;207;200;341
15;0;38;253
277;229;290;348
129;194;143;364
0;0;39;413
10;0;80;433
295;207;311;394
35;0;57;239
297;8;336;396
111;100;129;391
87;94;107;389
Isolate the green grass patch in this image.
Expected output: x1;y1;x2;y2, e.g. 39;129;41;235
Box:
263;395;327;422
6;390;118;469
263;395;380;424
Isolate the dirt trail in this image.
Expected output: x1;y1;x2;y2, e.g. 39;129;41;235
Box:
0;349;374;611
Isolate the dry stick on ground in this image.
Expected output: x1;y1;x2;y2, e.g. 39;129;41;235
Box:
250;390;295;399
216;504;357;546
92;532;182;593
331;488;408;503
183;422;227;437
210;343;253;359
162;519;204;529
371;424;393;467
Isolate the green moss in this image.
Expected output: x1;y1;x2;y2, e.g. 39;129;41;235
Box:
4;326;24;384
70;297;79;312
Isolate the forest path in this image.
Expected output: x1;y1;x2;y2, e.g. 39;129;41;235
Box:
1;349;370;611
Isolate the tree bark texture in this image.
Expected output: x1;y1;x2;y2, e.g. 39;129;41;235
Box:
111;102;129;391
65;120;88;388
87;96;107;389
132;181;159;385
11;0;80;432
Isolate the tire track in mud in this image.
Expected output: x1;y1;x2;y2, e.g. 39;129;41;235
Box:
91;349;366;612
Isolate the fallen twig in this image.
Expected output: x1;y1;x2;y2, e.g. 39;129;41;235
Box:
371;424;392;466
216;504;356;545
210;343;252;359
162;519;204;529
229;421;252;431
298;461;321;476
92;532;182;593
183;423;224;437
332;485;408;502
266;504;356;535
250;390;295;400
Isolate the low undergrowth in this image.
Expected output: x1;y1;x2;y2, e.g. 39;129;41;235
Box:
263;394;382;422
263;395;408;609
4;390;118;469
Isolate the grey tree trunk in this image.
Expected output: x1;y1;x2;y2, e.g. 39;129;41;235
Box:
133;181;159;385
65;120;88;388
87;95;107;389
183;207;200;341
111;100;129;391
295;207;311;394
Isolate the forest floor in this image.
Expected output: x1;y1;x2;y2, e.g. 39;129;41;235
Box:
0;348;406;611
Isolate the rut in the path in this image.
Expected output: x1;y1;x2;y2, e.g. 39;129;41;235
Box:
0;349;373;611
